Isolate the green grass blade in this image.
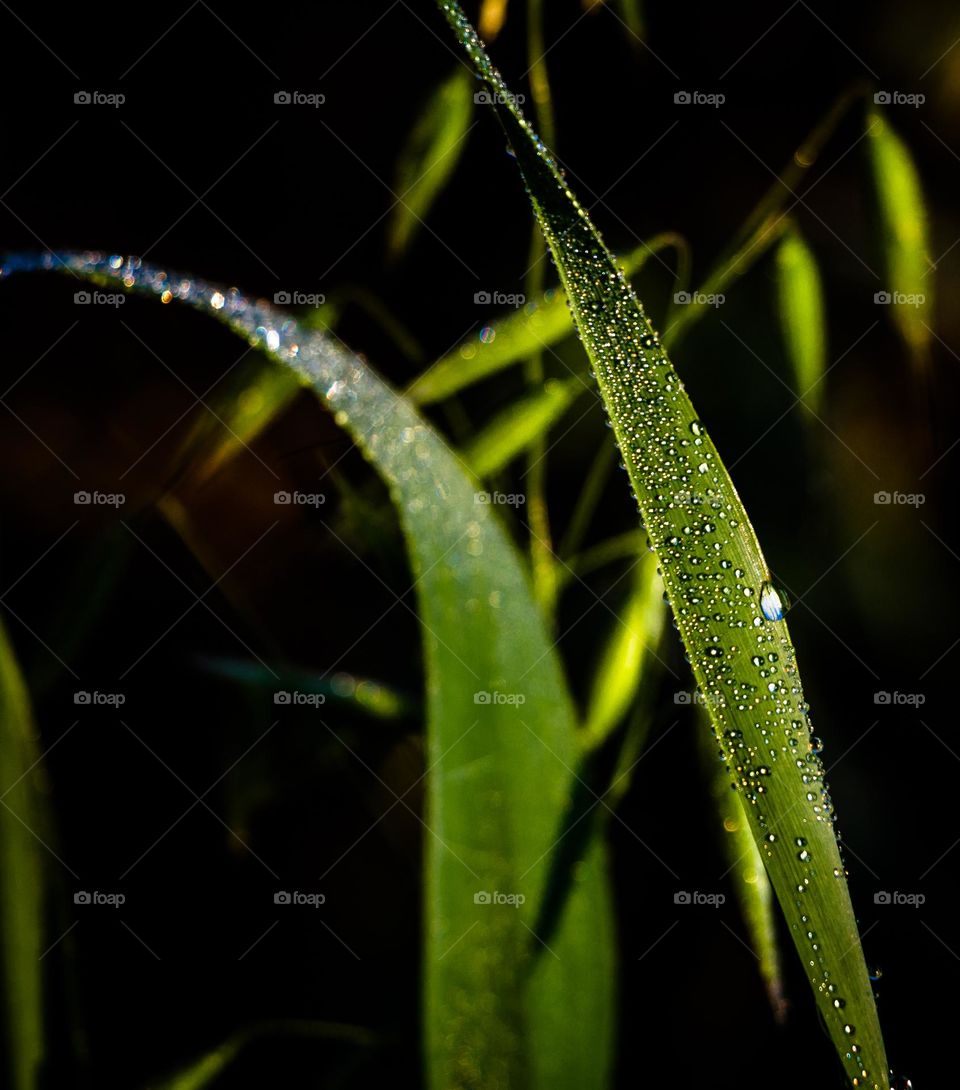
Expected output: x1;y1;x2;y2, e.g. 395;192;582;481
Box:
462;376;585;477
1;252;615;1090
388;67;475;260
775;226;827;418
582;550;665;749
865;105;934;368
435;5;888;1085
701;719;787;1021
407;234;683;405
0;618;46;1090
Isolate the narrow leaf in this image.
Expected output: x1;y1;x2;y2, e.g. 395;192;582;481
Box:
407;234;682;405
0;618;46;1090
775;226;827;418
435;6;888;1085
462;376;585;477
866;105;934;368
388;67;475;259
1;251;616;1090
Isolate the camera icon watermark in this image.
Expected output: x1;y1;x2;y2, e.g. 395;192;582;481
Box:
474;90;525;106
74;690;126;707
873;690;925;706
273;290;325;307
674;290;725;308
74;90;125;107
874;890;925;907
74;290;125;308
873;90;925;108
274;690;326;707
473;690;527;706
474;490;525;508
74;490;125;507
74;890;126;907
873;490;925;507
274;90;325;107
274;890;326;906
274;490;326;507
473;889;526;906
874;290;925;307
674;890;725;907
674;90;725;108
473;290;525;308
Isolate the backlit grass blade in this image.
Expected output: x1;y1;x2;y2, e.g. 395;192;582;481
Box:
702;719;786;1021
0;618;47;1090
388;67;475;260
435;5;888;1085
1;251;615;1090
582;550;664;750
462;376;585;477
407;234;683;405
865;105;933;368
775;226;827;418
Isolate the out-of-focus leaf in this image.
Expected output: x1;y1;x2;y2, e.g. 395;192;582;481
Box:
702;718;787;1022
462;376;586;477
437;6;889;1085
866;105;934;367
775;226;827;417
408;235;682;405
478;0;509;40
582;550;665;749
0;618;47;1090
3;251;616;1090
199;656;412;720
388;68;475;260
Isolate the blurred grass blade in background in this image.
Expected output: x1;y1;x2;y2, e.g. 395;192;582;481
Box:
462;375;585;477
865;105;933;369
0;618;47;1090
775;226;827;418
582;550;665;750
434;4;889;1085
701;718;787;1022
407;234;683;405
0;252;615;1090
387;67;475;260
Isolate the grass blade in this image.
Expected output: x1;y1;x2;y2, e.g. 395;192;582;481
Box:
775;226;827;418
1;251;615;1090
388;67;475;260
407;234;684;405
434;6;889;1085
0;618;47;1090
462;376;585;477
865;105;934;368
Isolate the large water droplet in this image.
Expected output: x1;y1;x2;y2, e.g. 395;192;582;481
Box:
760;580;790;622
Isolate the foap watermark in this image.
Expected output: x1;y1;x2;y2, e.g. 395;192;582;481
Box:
274;90;326;107
274;690;326;707
274;290;326;307
874;490;925;507
74;90;125;108
74;890;125;907
74;690;125;707
474;290;525;308
874;691;925;707
874;290;925;307
474;90;525;106
274;490;326;507
674;290;725;308
74;490;125;507
874;90;925;108
74;290;125;308
474;890;526;907
674;90;725;108
474;690;526;706
475;490;525;507
674;691;722;708
669;489;707;507
274;890;326;906
674;890;726;907
874;890;925;907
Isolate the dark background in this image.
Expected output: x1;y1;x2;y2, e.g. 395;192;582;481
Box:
0;1;956;1087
